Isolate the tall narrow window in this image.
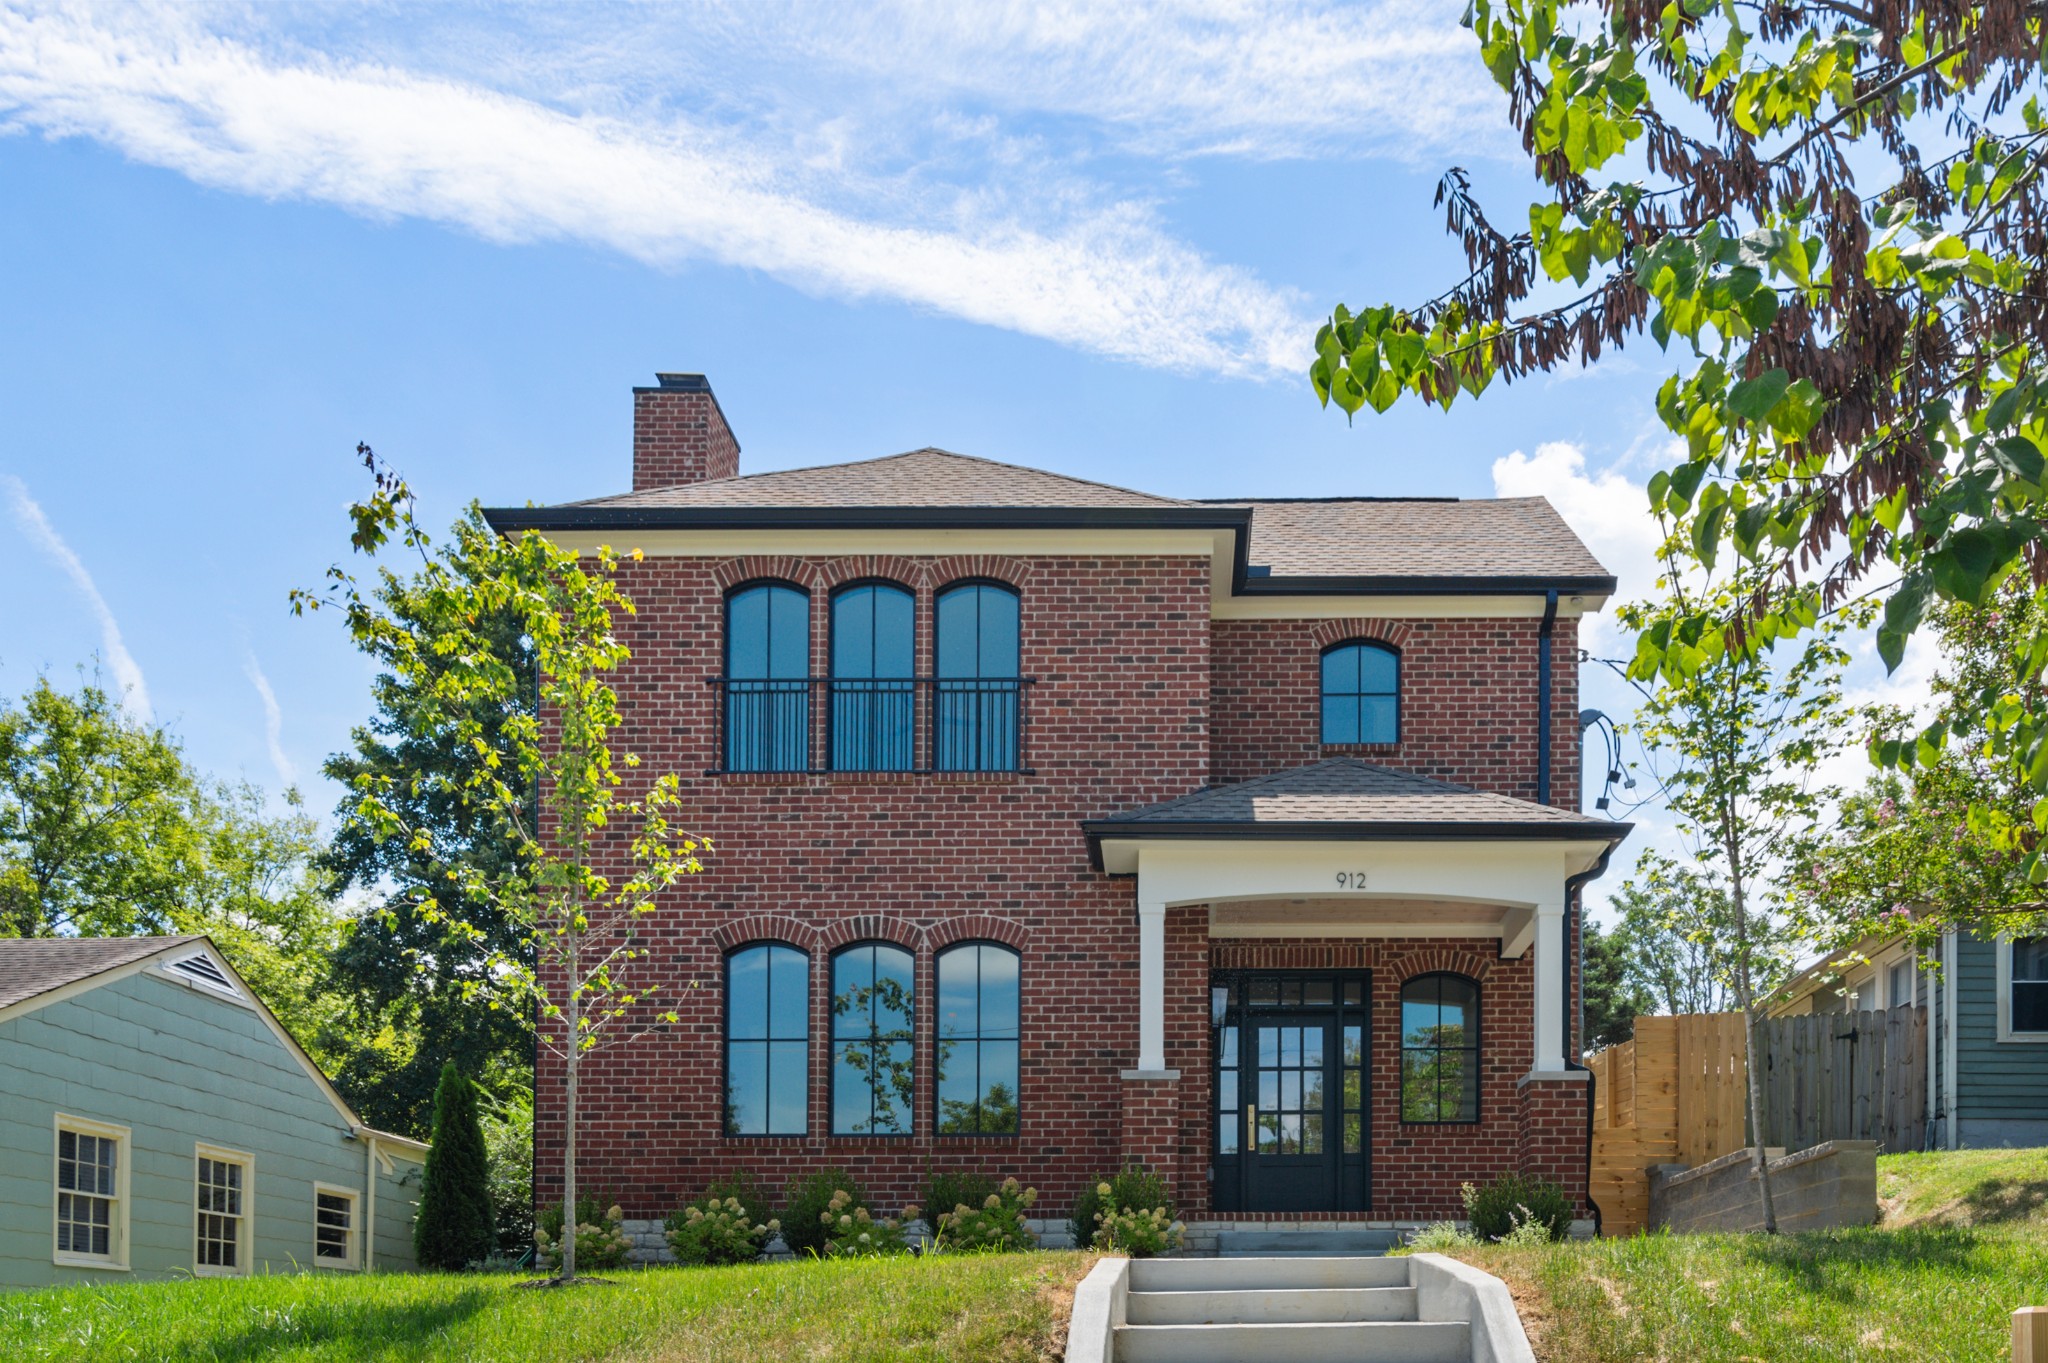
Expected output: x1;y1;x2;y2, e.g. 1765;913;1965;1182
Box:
194;1148;250;1275
725;945;810;1136
1321;641;1399;745
1400;974;1480;1123
314;1186;360;1269
831;583;916;771
936;943;1020;1134
54;1120;124;1266
935;582;1021;772
725;583;810;772
832;944;915;1135
2013;937;2048;1034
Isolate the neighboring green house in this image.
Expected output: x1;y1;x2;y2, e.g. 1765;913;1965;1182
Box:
0;936;426;1288
1772;928;2048;1149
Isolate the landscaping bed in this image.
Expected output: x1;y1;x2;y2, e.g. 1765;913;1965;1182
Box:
0;1251;1095;1363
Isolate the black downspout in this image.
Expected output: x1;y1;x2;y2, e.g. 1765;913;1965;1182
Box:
1565;834;1620;1235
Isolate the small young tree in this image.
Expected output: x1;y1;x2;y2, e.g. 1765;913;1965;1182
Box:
415;1062;494;1270
295;447;706;1282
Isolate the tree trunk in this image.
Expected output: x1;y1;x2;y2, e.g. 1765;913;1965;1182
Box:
561;927;579;1281
1741;994;1779;1234
1723;784;1778;1235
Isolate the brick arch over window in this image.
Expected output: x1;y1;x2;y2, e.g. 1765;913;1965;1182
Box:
925;915;1031;952
710;556;821;593
711;915;822;955
924;555;1032;592
1309;618;1414;651
814;556;930;592
817;914;925;954
1390;947;1496;985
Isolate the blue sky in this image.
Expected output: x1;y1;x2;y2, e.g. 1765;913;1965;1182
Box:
0;2;1928;917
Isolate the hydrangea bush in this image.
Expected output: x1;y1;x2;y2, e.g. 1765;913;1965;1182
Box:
933;1177;1038;1254
819;1188;918;1258
535;1199;632;1272
1090;1190;1184;1258
665;1195;781;1266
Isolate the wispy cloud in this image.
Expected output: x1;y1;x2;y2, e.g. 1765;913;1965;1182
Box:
3;473;151;720
0;2;1499;376
242;652;295;790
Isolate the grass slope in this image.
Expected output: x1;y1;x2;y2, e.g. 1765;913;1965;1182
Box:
0;1252;1094;1363
1463;1148;2048;1363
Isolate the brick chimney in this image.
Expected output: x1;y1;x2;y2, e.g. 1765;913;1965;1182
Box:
632;373;740;491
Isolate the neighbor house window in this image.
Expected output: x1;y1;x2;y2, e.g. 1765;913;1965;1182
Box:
54;1116;127;1268
194;1146;252;1275
934;582;1021;772
725;582;811;772
2012;937;2048;1034
831;943;915;1135
831;582;916;771
936;943;1020;1134
1321;641;1399;745
1400;974;1480;1123
314;1185;360;1269
725;944;810;1136
1889;958;1914;1010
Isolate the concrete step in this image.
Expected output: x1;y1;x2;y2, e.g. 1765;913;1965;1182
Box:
1113;1321;1471;1363
1125;1285;1417;1325
1130;1255;1410;1292
1216;1227;1402;1257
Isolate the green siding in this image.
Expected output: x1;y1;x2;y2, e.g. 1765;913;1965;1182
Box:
0;966;421;1288
1953;931;2048;1121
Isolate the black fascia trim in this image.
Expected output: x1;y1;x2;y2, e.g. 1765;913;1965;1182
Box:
1082;818;1634;872
1231;572;1620;597
480;504;1255;537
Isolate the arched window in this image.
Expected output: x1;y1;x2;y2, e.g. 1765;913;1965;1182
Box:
830;582;915;772
935;582;1021;771
725;583;810;771
1400;973;1480;1123
830;943;915;1135
1320;641;1399;745
725;944;809;1136
936;943;1020;1134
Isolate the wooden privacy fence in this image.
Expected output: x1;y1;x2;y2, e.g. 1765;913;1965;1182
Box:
1587;1007;1928;1235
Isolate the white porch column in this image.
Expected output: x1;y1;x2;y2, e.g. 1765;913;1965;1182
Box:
1135;896;1168;1074
1530;897;1567;1076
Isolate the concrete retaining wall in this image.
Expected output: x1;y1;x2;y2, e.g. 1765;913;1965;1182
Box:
1649;1141;1877;1233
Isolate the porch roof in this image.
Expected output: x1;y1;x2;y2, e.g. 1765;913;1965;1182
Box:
1083;758;1628;869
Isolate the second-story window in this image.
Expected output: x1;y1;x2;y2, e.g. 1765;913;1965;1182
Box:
831;583;915;772
726;582;810;772
1321;641;1399;745
935;582;1021;772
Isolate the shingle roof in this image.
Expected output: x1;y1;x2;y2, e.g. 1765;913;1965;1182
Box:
1229;498;1610;583
569;448;1192;511
1095;758;1624;834
0;935;198;1011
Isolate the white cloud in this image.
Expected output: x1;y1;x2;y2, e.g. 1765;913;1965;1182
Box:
0;2;1369;376
2;474;151;721
1491;441;1661;653
242;652;295;789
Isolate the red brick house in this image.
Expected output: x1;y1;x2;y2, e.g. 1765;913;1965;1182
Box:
485;372;1629;1241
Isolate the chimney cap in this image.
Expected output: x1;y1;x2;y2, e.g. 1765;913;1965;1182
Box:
636;372;712;393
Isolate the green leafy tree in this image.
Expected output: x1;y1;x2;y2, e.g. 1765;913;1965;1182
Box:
1581;919;1649;1049
1609;858;1740;1016
415;1062;495;1270
480;1083;535;1255
294;449;707;1283
1313;1;2048;869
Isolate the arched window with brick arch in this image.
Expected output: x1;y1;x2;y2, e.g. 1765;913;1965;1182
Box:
830;942;916;1136
1320;640;1399;745
724;581;811;771
829;580;915;772
934;580;1021;771
724;943;809;1136
1400;972;1480;1123
935;942;1020;1135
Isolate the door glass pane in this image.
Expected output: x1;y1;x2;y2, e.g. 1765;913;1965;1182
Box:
1250;978;1279;1006
1218;1113;1239;1155
1343;1025;1363;1066
1281;1071;1300;1110
1257;1112;1280;1153
1259;1071;1279;1110
1303;980;1333;1005
1344;1113;1362;1154
1218;1071;1237;1112
1302;1113;1324;1155
1220;1026;1238;1068
1279;1114;1301;1153
1303;1029;1324;1067
1345;981;1364;1005
1281;1028;1300;1067
1258;1027;1279;1065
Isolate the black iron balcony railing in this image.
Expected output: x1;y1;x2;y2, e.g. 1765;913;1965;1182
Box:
709;676;1036;775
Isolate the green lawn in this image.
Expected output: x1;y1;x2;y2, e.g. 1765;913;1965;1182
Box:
0;1252;1094;1363
1460;1147;2048;1363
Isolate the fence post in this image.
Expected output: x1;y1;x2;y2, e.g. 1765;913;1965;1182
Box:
2014;1307;2048;1363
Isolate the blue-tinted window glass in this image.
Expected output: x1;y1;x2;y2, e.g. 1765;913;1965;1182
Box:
1320;642;1399;745
935;944;1021;1134
1399;974;1479;1123
831;584;915;771
725;584;810;771
935;584;1021;771
832;945;916;1135
2014;937;2048;1033
725;945;809;1135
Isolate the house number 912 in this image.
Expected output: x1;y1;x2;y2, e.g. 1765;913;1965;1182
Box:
1334;872;1368;889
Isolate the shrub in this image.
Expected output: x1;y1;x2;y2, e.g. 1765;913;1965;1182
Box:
924;1170;997;1227
414;1063;496;1270
478;1084;534;1255
665;1193;779;1266
780;1168;863;1258
1389;1221;1477;1256
1068;1165;1174;1249
820;1188;918;1258
1093;1198;1184;1257
934;1176;1038;1254
535;1196;632;1272
1462;1174;1573;1244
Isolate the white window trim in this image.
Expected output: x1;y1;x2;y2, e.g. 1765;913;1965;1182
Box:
52;1114;130;1272
312;1182;362;1270
193;1143;255;1277
1996;935;2048;1043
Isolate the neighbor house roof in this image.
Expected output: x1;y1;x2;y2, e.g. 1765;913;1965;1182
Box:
1083;758;1628;867
0;934;202;1011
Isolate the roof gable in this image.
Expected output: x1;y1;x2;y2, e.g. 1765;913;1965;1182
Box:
0;935;203;1011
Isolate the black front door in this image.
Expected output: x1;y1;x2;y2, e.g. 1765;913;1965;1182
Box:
1211;972;1370;1213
